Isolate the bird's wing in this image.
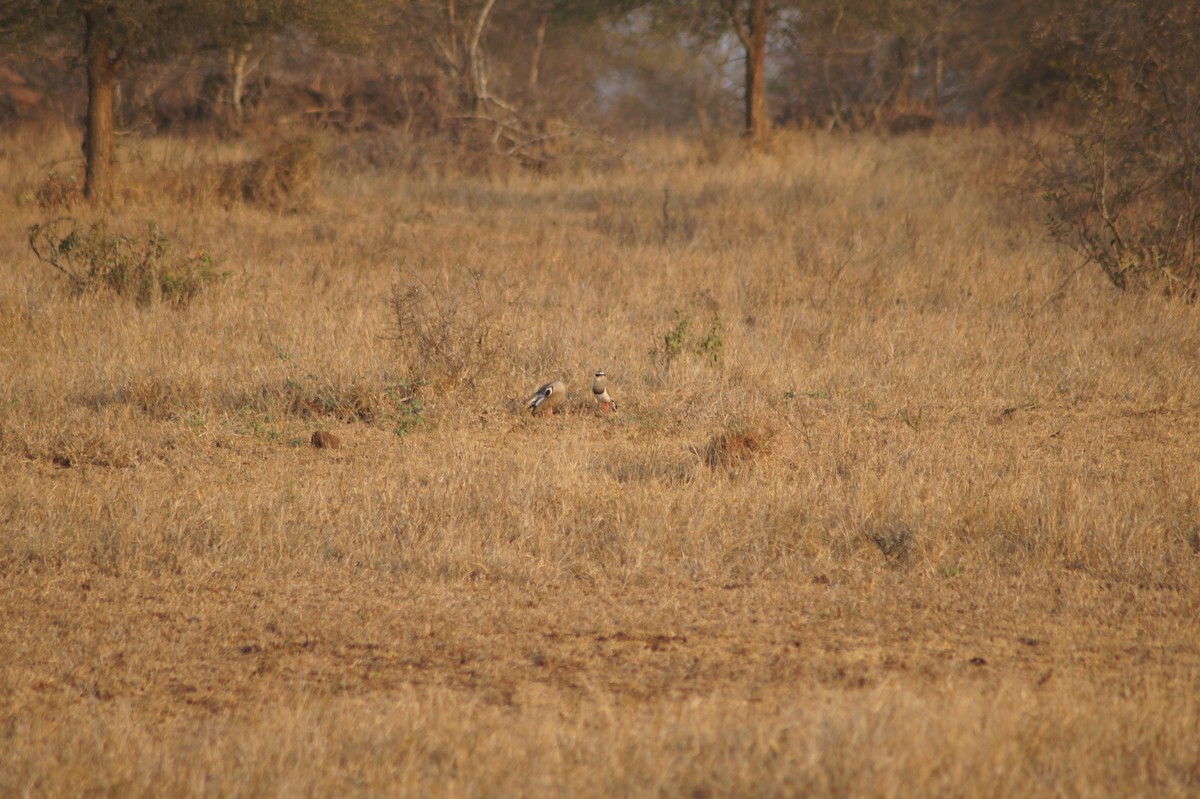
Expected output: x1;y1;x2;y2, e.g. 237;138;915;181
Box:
527;382;554;409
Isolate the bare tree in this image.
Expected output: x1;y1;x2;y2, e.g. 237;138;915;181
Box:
400;0;505;113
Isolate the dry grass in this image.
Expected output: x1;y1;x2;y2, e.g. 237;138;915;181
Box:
216;134;327;210
1;122;1198;797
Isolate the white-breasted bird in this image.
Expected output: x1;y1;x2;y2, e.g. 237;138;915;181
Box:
525;380;566;415
591;370;617;413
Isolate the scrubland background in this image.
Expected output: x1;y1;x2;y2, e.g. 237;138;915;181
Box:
1;122;1198;796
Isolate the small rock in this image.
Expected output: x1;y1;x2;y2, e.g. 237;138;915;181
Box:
311;431;341;449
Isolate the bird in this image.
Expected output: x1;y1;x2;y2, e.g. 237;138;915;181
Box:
525;380;566;415
591;370;617;413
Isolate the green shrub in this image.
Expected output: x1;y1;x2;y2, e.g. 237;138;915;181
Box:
28;217;223;307
654;300;723;367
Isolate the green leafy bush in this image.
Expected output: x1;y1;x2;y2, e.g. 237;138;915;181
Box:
28;217;223;307
654;300;723;367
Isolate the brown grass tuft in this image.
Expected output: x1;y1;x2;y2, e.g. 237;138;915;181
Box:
219;134;326;208
700;415;776;470
310;430;342;449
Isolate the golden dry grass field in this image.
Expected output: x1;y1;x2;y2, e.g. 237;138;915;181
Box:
1;123;1199;796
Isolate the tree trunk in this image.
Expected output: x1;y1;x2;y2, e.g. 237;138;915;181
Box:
465;0;497;112
447;0;460;67
228;43;252;128
528;14;547;92
930;40;943;117
83;11;118;203
731;0;769;145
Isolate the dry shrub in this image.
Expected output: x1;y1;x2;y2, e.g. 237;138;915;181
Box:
28;171;80;212
387;268;518;395
867;521;917;566
1031;1;1200;296
219;134;326;208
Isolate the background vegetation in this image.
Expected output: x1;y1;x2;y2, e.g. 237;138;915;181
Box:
4;0;1196;290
